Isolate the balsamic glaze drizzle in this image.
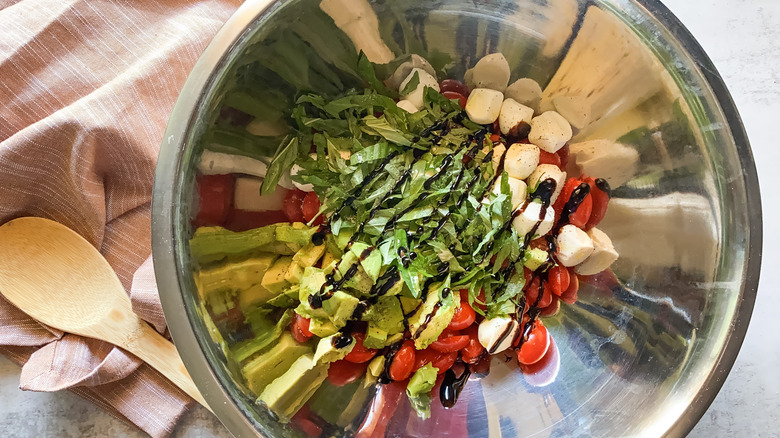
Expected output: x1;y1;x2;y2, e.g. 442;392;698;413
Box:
440;364;471;408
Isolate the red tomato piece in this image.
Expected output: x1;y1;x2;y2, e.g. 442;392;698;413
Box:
302;191;323;225
282;189;306;223
290;323;309;344
439;79;470;96
224;209;288;232
447;301;476;331
290;406;323;437
547;265;570;297
413;348;441;371
556;177;593;228
194;174;235;227
430;333;470;353
327;360;367;386
460;325;485;365
538;150;561;168
291;314;313;343
473;289;487;312
345;333;379;364
583;176;610;230
492;120;501;134
560;268;579;304
516;322;550;365
539;295;560;317
557;145;570;170
441;91;467;109
388;340;415;381
525;277;553;308
433;351;458;374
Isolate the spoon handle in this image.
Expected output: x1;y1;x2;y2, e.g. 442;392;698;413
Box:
120;321;212;412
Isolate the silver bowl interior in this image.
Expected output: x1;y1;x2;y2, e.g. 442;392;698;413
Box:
152;0;762;437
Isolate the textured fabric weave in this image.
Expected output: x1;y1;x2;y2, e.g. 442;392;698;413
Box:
0;1;240;436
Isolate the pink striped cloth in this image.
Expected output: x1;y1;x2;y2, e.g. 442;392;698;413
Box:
0;0;239;436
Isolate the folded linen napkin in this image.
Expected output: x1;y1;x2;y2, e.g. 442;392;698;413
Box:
0;0;239;436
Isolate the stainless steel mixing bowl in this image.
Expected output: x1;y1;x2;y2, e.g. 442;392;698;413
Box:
151;0;762;436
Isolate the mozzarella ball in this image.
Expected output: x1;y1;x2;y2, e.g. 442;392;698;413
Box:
504;143;540;180
386;54;437;89
512;201;555;238
556;225;595;267
290;164;314;192
471;53;511;91
575;227;619;275
499;98;534;136
465;88;504;124
505;78;543;113
400;68;440;109
478;316;520;354
396;99;418;113
528;111;573;153
527;164;567;204
492;175;528;209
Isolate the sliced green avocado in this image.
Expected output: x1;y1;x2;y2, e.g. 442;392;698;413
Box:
523;248;548;271
336;249;374;294
322;291;359;328
196;252;278;296
309;317;339;337
408;283;457;349
190;224;316;264
307;380;362;425
293;242;326;268
313;333;355;364
261;256;293;294
239;284;276;310
363;325;388;349
361;295;404;334
275;222;317;251
399;296;422;314
231;309;293;365
257;353;328;422
241;332;312;395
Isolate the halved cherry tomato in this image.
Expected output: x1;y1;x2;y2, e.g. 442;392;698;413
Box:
516;321;550;365
290;405;323;437
447;301;476;331
345;333;379;363
327;360;367;386
292;313;313;339
525;277;552;308
195;174;234;227
225;209;288;232
547;265;570;297
282;189;306;223
538;150;561;168
560;267;579;304
430;332;470;353
557;145;570;170
460;325;485;365
388;340;415;381
439;79;470;96
539;295;560;317
413;348;440;371
490;133;501;143
555;177;593;228
433;351;458;374
302;191;323;225
442;91;467;109
583;176;610;230
290;323;310;344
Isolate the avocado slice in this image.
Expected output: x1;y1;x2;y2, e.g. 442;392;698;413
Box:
231;309;294;365
335;249;374;294
313;333;355;364
241;332;312;395
275;222;317;251
363;325;388;349
190;224;316;264
322;291;360;328
257;353;328;422
523;248;549;271
293;242;326;268
309;317;339;337
261;256;293;294
196;252;278;296
408;283;457;349
361;295;404;334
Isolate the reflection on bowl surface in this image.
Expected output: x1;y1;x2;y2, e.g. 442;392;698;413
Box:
151;0;761;437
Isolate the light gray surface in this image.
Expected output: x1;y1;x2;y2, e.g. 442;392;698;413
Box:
0;0;777;437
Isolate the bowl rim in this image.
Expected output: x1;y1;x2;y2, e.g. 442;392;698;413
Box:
151;1;762;436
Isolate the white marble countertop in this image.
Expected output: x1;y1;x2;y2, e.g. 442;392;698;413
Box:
1;0;778;436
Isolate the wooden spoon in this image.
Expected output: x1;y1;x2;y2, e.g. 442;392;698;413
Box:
0;217;211;412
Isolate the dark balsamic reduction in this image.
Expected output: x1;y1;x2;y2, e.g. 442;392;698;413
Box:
378;341;404;384
555;182;590;230
440;364;471;408
332;333;353;349
595;178;612;197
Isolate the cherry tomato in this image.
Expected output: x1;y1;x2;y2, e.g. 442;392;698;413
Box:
290;405;323;437
492;120;501;134
430;333;470;353
413;347;440;371
302;191;323;225
539;295;560;317
447;302;476;331
292;313;313;339
490;133;501;143
583;176;610;230
525;277;552;308
194;174;234;227
224;209;288;232
556;177;593;228
538;150;561;168
460;325;485;365
439;79;470;96
547;265;570;297
433;351;457;374
516;322;550;365
557;145;570;170
345;333;379;363
327;360;367;386
442;91;467;109
282;189;306;223
290;322;310;344
560;267;579;304
388;340;415;381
